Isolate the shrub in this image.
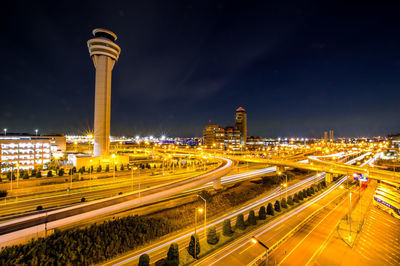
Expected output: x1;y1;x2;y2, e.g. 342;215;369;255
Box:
58;168;64;176
118;192;123;195
188;234;200;259
302;189;307;198
72;167;76;174
36;170;42;178
166;243;179;266
274;200;281;212
97;165;102;173
235;214;246;230
281;198;288;209
138;254;150;266
307;188;311;197
207;226;219;245
36;205;43;211
47;170;53;177
298;191;304;200
310;186;315;194
106;165;110;172
247;210;257;226
81;197;86;202
0;190;7;198
287;195;294;205
267;203;274;216
120;164;124;171
31;169;36;177
293;193;299;203
222;219;233;236
258;206;266;220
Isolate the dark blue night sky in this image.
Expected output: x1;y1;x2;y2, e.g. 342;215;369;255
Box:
1;0;399;138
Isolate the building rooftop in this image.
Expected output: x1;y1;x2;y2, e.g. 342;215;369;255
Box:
236;107;245;111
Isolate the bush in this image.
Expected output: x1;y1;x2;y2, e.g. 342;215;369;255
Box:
267;203;275;216
302;189;307;198
36;205;43;211
207;226;219;245
31;169;36;177
258;206;266;220
106;165;110;172
72;167;76;174
58;168;64;176
47;170;53;177
97;165;102;173
235;214;246;230
138;254;150;266
281;198;288;209
247;210;257;225
36;170;42;178
298;191;304;200
188;234;200;259
166;243;179;266
321;180;327;188
274;200;281;212
307;188;311;197
120;164;124;171
287;195;294;205
0;190;7;198
81;197;86;202
310;186;315;194
293;193;299;203
222;219;233;236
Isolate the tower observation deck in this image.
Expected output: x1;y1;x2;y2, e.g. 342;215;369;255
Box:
87;29;121;157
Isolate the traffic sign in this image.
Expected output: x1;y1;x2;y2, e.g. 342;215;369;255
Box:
353;173;368;181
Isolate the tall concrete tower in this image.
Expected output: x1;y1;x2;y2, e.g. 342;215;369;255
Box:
235;107;247;148
87;29;121;157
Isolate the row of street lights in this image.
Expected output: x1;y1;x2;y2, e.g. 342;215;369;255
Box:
3;128;39;136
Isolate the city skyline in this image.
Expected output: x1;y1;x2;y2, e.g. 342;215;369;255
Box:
2;1;400;137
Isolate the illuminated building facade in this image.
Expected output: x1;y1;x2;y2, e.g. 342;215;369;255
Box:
0;135;67;172
246;136;265;151
88;28;121;157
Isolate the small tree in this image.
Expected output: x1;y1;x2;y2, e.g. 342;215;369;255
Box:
287;195;294;205
47;170;53;177
36;170;42;178
31;169;37;177
293;193;299;203
207;226;219;245
79;167;84;174
307;188;311;197
258;206;266;220
97;165;102;173
105;165;110;172
302;189;308;198
247;210;257;225
120;164;125;171
281;198;288;209
298;191;304;200
310;186;315;194
188;234;200;259
274;200;281;212
138;254;150;266
58;168;64;176
222;219;233;236
267;203;275;216
81;197;86;202
236;214;246;230
0;190;7;198
72;167;76;174
166;243;179;266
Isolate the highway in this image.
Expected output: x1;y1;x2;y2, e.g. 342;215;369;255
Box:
0;157;233;246
105;173;328;266
195;177;348;266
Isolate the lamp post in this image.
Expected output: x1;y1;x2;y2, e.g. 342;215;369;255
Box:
111;154;116;181
4;128;7;136
251;236;269;266
349;191;352;242
10;164;13;191
194;207;203;260
89;159;93;189
198;195;207;236
35;129;38;136
16;163;19;188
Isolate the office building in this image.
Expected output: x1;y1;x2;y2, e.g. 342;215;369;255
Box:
88;28;121;157
246;136;265;151
235;107;247;147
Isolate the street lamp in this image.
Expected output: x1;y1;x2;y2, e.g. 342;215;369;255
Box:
278;171;288;199
251;236;269;266
16;163;19;188
111;154;116;181
4;128;7;136
198;195;207;237
194;207;203;260
349;191;352;242
35;129;38;136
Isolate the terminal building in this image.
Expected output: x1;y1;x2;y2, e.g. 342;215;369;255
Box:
0;133;66;172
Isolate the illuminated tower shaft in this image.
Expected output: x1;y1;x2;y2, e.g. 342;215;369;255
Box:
87;29;121;157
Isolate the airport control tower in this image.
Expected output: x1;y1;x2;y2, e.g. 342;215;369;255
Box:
87;29;121;157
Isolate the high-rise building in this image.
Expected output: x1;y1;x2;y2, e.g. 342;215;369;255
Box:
329;130;334;142
324;131;328;143
87;29;121;157
235;107;247;148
